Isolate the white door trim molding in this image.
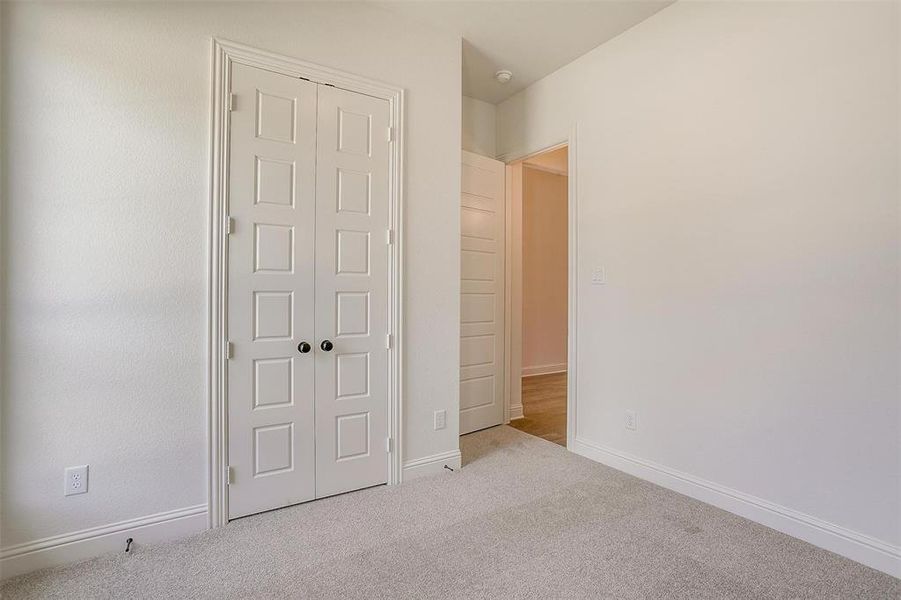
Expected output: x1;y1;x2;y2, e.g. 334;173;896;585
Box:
500;127;579;448
503;164;514;423
207;38;405;528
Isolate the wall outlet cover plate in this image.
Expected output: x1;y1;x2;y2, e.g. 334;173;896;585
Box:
64;465;89;496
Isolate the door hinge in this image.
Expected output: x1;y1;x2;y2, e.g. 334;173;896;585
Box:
386;333;392;349
226;216;235;234
387;126;394;142
386;437;393;453
226;466;234;485
386;229;393;245
228;93;236;111
225;341;234;360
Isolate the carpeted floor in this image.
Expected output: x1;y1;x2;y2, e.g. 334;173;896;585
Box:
2;426;898;599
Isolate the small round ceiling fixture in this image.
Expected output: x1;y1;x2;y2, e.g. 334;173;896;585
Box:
495;70;513;84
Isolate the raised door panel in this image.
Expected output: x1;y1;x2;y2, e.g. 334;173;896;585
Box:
460;151;506;434
227;63;317;519
314;85;390;498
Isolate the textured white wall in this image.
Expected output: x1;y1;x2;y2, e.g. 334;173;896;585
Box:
0;1;461;548
498;0;900;548
462;95;496;157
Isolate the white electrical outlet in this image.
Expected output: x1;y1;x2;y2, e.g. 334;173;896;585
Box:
64;465;89;496
625;410;638;431
591;267;606;285
434;409;447;430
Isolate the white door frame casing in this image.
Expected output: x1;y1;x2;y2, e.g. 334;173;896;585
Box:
207;39;405;528
498;127;579;449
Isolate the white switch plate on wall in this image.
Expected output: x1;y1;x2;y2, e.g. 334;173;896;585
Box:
591;267;606;285
434;409;447;430
64;465;89;496
625;410;638;431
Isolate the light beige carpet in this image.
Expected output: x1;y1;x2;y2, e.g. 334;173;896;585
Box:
2;426;898;599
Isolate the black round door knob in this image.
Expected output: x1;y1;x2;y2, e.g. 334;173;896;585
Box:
297;341;311;354
320;340;333;352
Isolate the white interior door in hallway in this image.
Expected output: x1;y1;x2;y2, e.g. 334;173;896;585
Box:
460;151;506;434
227;62;390;519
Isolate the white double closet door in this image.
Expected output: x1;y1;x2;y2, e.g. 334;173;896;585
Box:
227;63;389;519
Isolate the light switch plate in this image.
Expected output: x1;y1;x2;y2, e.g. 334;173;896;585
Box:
434;409;447;431
625;410;638;431
591;267;606;285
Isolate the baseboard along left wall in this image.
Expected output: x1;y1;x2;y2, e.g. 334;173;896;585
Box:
0;505;208;579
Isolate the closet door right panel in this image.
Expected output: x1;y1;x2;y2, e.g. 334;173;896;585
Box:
313;85;390;498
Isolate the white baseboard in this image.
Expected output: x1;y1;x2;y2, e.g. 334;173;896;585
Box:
521;363;567;377
571;437;901;578
508;403;524;420
402;449;462;481
0;504;208;580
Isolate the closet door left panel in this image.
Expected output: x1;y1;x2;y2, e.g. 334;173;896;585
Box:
227;63;318;520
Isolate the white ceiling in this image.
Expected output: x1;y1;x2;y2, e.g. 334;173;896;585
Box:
375;1;673;104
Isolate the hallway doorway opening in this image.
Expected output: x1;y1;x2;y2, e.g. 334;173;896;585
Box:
507;145;569;446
